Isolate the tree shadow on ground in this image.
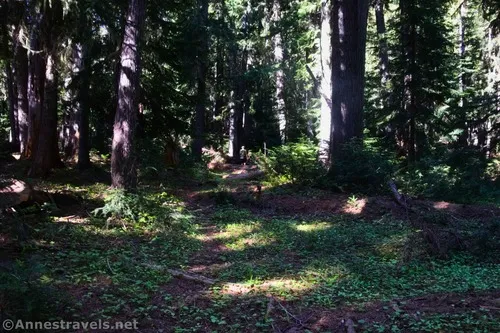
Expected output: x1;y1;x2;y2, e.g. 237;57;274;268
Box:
1;173;499;332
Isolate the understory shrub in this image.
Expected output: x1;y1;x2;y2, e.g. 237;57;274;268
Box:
330;139;396;193
397;147;500;203
255;139;325;185
0;260;63;321
93;189;191;231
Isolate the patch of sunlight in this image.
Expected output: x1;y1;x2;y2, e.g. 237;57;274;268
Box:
294;222;332;233
220;278;313;297
216;222;262;240
225;234;276;250
433;201;450;209
342;198;367;215
374;233;408;260
300;262;348;285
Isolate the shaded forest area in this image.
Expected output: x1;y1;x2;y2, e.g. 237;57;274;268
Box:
0;0;499;332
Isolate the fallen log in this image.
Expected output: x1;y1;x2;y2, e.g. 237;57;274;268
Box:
0;179;33;209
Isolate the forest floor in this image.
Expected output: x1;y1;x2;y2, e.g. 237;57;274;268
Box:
1;159;499;332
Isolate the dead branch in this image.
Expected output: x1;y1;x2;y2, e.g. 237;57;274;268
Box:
144;264;216;285
345;318;356;333
388;180;408;209
266;297;276;320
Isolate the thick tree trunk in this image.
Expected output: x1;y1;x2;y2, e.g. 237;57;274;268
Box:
5;62;20;151
14;35;30;156
192;0;209;159
29;52;63;177
330;0;370;160
61;42;91;168
61;44;82;161
111;0;145;189
26;32;45;160
227;1;251;160
228;47;245;160
272;0;286;144
318;0;332;166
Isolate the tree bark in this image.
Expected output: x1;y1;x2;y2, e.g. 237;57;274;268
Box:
375;0;389;85
228;88;241;159
61;43;82;161
457;0;468;147
26;29;45;160
272;0;286;144
77;50;91;170
111;0;145;189
228;47;244;160
400;0;417;163
5;61;20;151
240;0;251;150
213;37;225;148
318;0;332;166
192;0;209;159
227;1;250;161
61;42;91;168
330;0;370;160
13;29;30;156
29;51;63;177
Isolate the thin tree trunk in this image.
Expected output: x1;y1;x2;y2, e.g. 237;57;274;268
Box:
457;0;468;147
111;0;145;189
6;62;20;151
375;0;389;85
192;0;209;159
78;50;91;169
213;37;225;148
330;0;370;160
241;52;251;150
485;28;500;156
240;0;251;150
228;88;240;159
272;0;286;144
318;0;332;166
399;0;417;163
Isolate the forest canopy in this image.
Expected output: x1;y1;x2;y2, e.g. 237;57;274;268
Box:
0;0;498;198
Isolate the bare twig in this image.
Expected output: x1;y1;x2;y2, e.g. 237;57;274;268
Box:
106;258;115;275
266;297;276;320
278;302;303;324
345;318;356;333
144;264;216;285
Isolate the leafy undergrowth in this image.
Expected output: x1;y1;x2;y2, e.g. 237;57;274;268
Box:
0;164;499;332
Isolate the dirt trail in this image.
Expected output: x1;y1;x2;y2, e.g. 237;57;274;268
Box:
158;164;500;332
